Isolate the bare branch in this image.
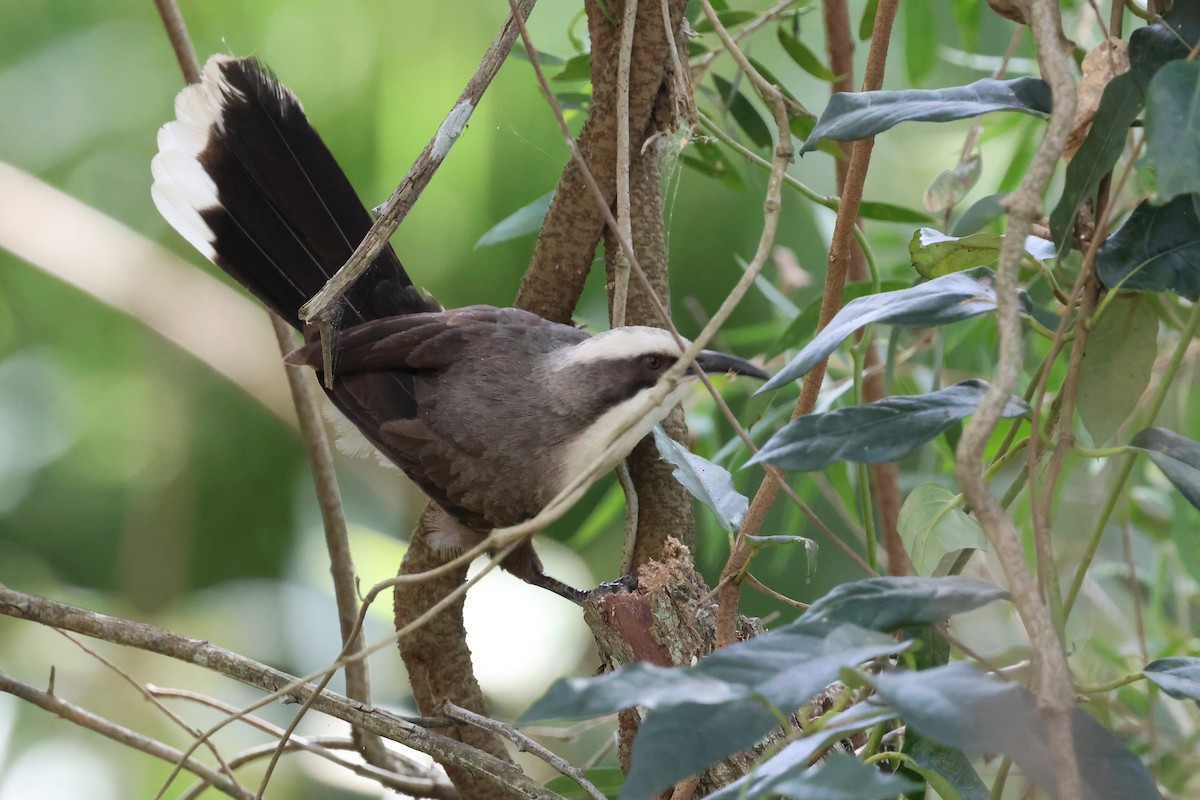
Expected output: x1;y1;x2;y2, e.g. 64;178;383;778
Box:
150;687;455;798
299;0;538;323
0;670;252;800
0;585;562;800
953;2;1081;796
441;701;606;800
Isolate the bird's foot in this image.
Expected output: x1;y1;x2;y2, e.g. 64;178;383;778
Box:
587;574;638;600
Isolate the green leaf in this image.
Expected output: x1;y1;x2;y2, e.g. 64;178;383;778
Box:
682;138;747;190
897;484;986;576
553;53;592;82
802;576;1007;631
857;201;933;223
475;191;553;248
546;768;623;799
858;0;878;40
1048;71;1145;259
951;192;1007;236
872;664;1163;800
522;620;909;800
758;272;996;391
750;380;1029;471
1144;60;1200;203
905;735;988;800
712;74;773;149
1077;295;1158;444
1131;427;1200;510
924;152;981;213
704;705;900;800
904;0;939;86
653;427;748;533
777;27;837;82
909;229;1054;280
1144;657;1200;705
693;9;757;33
799;78;1052;154
1096;193;1200;300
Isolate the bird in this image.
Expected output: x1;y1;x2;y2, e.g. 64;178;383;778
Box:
151;55;768;603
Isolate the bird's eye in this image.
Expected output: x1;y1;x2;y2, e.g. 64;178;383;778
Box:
645;354;665;370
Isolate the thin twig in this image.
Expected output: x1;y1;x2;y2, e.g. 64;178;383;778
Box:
953;2;1082;796
611;0;639;328
269;320;390;773
0;670;253;800
299;0;539;323
151;687;454;798
57;631;245;794
0;584;557;800
441;701;606;800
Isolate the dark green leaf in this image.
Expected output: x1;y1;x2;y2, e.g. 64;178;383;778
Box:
653;427;747;532
1144;657;1200;705
906;736;988;800
778;27;837;82
904;0;939;86
758;272;996;391
872;664;1163;800
799;78;1052;154
553;53;593;82
951;192;1007;236
750;380;1029;471
1129;6;1200;92
682;138;747;190
475;191;553;248
909;229;1054;279
712;74;773;149
897;484;986;576
546;768;622;799
802;576;1007;631
704;705;899;800
1145;60;1200;202
693;9;757;33
509;48;566;67
1077;295;1157;444
1048;71;1145;259
858;0;878;40
858;201;933;223
770;280;909;360
522;621;909;800
1096;193;1200;300
1131;427;1200;510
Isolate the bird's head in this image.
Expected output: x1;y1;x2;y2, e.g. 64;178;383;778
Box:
545;327;767;474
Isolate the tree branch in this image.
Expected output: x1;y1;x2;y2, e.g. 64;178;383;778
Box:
0;670;253;800
953;2;1081;797
0;585;564;800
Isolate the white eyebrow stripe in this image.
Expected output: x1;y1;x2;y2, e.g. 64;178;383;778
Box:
556;327;691;366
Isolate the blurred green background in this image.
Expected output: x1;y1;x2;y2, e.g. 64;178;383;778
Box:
3;0;1163;797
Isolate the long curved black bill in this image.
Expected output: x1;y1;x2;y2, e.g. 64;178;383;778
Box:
691;350;770;381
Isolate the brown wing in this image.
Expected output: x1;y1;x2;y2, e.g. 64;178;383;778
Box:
289;305;589;530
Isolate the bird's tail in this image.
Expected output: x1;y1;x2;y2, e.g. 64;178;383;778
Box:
151;56;429;329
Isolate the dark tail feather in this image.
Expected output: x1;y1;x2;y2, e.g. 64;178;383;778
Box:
151;55;430;329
